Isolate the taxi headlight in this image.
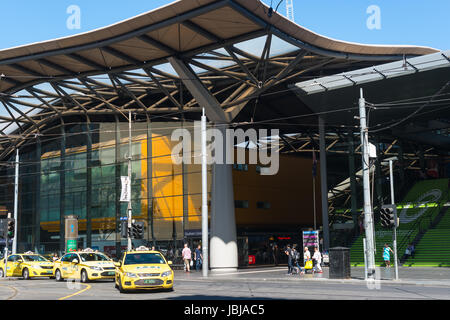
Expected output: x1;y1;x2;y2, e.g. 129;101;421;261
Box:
161;271;172;277
90;266;103;271
125;272;138;278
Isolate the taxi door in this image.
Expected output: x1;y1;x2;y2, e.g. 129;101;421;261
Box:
6;255;22;277
68;253;81;279
60;253;74;278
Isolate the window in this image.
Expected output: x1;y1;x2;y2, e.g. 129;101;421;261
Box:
235;200;249;209
7;255;19;262
61;254;73;262
22;255;48;262
257;201;271;210
71;254;80;262
124;253;165;265
79;253;110;262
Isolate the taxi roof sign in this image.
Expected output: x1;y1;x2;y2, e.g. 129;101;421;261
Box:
135;246;149;251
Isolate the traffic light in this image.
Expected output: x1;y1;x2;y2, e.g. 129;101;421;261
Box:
380;206;396;228
7;218;15;238
118;220;128;239
127;225;132;239
132;221;145;239
0;220;7;239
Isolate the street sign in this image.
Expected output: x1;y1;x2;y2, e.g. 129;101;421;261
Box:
67;239;77;252
302;230;319;249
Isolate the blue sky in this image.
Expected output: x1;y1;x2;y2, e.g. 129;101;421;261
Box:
0;0;448;51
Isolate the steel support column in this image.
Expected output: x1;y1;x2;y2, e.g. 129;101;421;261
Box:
375;141;383;214
347;130;358;234
319;117;330;251
59;126;66;253
147;118;154;246
115;117;122;257
34;139;41;253
398;141;405;191
86;123;92;248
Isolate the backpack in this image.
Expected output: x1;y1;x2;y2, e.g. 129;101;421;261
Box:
293;250;300;261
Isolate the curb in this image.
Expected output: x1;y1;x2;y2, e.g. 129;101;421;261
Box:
174;275;450;288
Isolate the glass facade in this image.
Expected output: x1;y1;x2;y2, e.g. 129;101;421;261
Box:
0;121;209;259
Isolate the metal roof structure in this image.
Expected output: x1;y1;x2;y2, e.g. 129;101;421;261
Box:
294;51;450;95
0;0;442;160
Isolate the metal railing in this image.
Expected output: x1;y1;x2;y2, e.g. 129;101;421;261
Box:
397;202;444;260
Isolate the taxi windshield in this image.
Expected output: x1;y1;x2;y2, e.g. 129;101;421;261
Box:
124;253;165;265
22;255;48;262
79;253;110;262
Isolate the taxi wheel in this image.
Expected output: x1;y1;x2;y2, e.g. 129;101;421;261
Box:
22;268;30;280
118;276;126;293
80;270;89;283
55;269;63;282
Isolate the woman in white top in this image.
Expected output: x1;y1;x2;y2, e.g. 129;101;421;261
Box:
312;247;322;273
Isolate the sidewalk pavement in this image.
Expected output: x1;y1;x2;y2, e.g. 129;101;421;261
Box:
174;266;450;287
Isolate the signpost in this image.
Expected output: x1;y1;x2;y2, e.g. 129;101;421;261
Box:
65;215;78;252
302;230;319;250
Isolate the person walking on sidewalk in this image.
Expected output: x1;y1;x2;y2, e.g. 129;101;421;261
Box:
194;244;203;271
291;247;301;274
300;247;311;275
182;243;192;272
285;245;293;275
312;247;323;273
383;243;394;268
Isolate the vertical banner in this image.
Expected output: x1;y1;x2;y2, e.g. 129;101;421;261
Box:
120;176;131;202
302;230;319;250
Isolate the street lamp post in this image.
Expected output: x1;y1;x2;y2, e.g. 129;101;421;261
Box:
359;89;376;280
389;159;399;281
127;111;133;252
201;109;209;277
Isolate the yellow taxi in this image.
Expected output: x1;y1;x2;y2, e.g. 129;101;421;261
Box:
0;251;54;279
114;246;174;293
53;248;116;283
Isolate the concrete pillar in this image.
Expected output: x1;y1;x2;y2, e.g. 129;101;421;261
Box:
210;125;238;273
168;57;238;272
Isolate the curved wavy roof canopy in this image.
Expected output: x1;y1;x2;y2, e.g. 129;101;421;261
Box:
0;0;441;159
0;0;438;94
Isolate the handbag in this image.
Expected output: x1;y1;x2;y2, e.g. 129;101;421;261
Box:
305;260;313;269
190;260;193;267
